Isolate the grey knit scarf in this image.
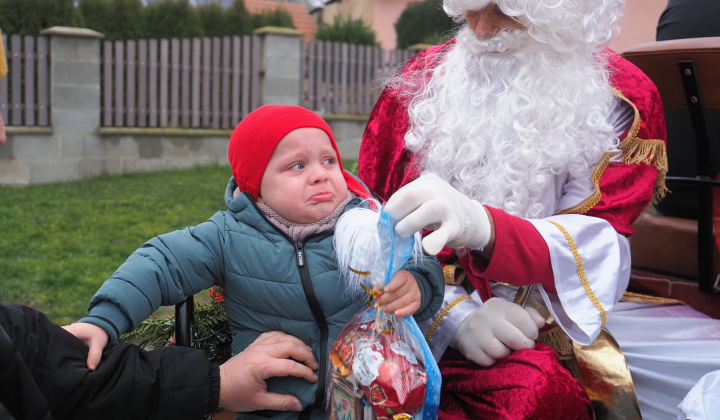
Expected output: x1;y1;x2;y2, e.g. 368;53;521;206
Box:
256;191;355;242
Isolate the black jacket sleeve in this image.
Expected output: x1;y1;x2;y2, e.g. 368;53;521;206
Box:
0;304;219;420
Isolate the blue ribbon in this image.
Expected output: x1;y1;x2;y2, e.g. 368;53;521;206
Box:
377;208;440;420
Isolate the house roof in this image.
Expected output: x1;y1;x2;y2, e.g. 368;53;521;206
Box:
245;0;318;41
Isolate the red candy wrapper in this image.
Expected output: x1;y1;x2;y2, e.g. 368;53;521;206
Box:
329;206;440;420
329;310;428;420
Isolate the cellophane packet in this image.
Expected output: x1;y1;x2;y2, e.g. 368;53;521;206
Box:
327;209;440;420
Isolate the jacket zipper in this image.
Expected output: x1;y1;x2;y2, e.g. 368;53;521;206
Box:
295;241;329;414
245;195;346;416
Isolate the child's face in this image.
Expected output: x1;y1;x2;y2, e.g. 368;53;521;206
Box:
258;127;348;224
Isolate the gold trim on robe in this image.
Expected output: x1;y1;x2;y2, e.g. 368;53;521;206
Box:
425;295;471;342
547;220;608;330
555;89;668;216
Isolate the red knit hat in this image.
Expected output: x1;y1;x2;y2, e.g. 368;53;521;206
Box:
228;105;370;201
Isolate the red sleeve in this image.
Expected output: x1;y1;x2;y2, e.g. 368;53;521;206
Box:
460;207;557;294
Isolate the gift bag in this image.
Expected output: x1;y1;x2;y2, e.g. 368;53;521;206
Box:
328;208;441;420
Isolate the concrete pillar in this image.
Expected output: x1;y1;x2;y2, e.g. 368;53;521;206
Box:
255;27;302;106
43;27;105;183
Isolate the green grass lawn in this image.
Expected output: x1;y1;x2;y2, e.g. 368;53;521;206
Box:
0;164;232;324
0;161;359;325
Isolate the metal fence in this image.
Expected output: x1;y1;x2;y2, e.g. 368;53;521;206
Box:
0;33;50;127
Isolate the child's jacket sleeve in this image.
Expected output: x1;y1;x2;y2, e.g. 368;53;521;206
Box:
79;213;229;343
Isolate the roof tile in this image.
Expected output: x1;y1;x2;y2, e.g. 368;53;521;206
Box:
246;0;317;41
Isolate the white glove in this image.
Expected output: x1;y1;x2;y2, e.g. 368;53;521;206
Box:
385;173;492;255
450;297;545;367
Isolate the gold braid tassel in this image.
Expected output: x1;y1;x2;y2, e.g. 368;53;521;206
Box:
620;136;669;203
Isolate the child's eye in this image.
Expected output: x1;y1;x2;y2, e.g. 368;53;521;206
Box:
323;158;335;165
290;162;305;170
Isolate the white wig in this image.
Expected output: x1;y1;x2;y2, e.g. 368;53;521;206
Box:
443;0;624;52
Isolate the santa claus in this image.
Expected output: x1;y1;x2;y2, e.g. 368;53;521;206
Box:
359;0;720;418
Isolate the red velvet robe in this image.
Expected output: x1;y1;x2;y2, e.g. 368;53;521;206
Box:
358;39;667;420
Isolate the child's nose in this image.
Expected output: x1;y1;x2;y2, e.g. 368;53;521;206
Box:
310;164;329;182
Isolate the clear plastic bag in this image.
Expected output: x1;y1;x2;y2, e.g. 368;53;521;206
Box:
328;209;441;420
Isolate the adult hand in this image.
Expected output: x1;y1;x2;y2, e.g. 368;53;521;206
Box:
450;297;545;366
385;173;492;255
62;322;109;370
218;331;319;413
374;270;421;318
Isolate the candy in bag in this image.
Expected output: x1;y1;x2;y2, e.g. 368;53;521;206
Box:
328;208;440;420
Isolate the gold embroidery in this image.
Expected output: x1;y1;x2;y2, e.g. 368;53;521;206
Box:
622;291;667;300
424;295;471;341
555;88;668;215
614;87;643;144
555;154;610;216
548;220;607;329
621;290;685;306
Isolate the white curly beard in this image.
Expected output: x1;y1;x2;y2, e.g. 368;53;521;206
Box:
400;26;620;218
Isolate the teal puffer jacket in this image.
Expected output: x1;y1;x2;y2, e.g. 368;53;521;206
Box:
81;177;443;420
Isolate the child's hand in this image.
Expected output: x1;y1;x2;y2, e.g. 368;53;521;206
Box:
63;322;109;370
374;270;421;317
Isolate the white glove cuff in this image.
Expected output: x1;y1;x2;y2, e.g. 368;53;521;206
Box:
449;318;465;348
466;201;492;251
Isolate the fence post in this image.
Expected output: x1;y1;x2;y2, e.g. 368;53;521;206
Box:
37;26;105;183
254;27;302;107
